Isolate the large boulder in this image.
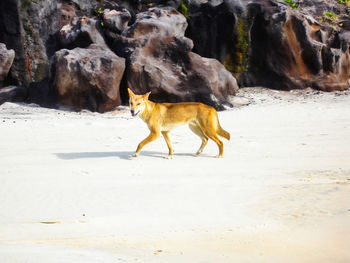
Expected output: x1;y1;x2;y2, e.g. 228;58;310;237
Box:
52;44;125;112
126;35;237;110
0;43;15;85
29;14;110;108
112;7;238;110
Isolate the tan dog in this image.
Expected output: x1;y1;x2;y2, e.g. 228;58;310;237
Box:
128;88;230;158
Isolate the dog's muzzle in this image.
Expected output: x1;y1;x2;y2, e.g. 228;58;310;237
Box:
130;109;139;117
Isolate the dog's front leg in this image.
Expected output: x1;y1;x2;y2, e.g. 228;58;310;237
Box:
132;131;160;157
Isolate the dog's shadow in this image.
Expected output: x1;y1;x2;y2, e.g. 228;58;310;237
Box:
55;151;132;160
54;151;196;160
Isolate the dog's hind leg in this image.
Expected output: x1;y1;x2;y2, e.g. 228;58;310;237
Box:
189;123;208;156
161;131;173;159
198;111;224;158
207;134;223;158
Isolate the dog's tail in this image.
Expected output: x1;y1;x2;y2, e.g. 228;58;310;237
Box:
217;124;230;140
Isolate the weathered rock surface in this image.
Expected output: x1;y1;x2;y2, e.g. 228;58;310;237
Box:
123;7;188;37
0;0;26;87
52;44;125;112
244;1;350;91
240;1;350;91
126;35;238;109
1;0;349;111
0;86;27;105
0;43;15;84
103;9;131;33
185;0;242;65
185;0;350;91
59;16;107;49
0;0;99;88
113;7;238;110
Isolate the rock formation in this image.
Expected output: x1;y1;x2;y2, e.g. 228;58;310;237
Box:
52;44;125;112
0;0;349;110
185;0;350;91
112;7;238;110
0;0;82;87
239;0;350;91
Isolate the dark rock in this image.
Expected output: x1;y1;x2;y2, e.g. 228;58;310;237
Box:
0;43;15;84
102;9;131;33
123;7;188;38
105;0;181;14
240;1;350;91
0;0;27;86
0;86;27;105
185;0;243;63
126;35;237;110
51;44;125;112
185;0;350;91
59;16;107;49
0;0;104;88
69;0;99;16
0;0;76;87
27;78;56;108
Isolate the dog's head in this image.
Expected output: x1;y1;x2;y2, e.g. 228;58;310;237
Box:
128;88;151;117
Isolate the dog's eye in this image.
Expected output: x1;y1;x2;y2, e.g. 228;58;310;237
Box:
136;103;141;106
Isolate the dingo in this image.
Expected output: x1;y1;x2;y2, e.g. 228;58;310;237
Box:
128;88;230;158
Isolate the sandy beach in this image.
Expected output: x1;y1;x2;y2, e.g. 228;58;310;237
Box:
0;88;349;263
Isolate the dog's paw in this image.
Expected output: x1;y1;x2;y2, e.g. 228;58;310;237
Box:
131;153;139;158
163;155;173;159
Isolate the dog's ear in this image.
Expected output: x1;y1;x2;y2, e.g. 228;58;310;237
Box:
143;91;151;100
128;88;135;97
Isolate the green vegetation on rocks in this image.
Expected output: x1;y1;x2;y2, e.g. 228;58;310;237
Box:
224;18;248;77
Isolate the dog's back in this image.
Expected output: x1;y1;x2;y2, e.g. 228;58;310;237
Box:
128;88;230;158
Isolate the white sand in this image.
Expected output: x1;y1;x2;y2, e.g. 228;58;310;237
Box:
0;88;349;263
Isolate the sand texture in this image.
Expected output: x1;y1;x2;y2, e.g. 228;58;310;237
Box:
0;88;349;262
